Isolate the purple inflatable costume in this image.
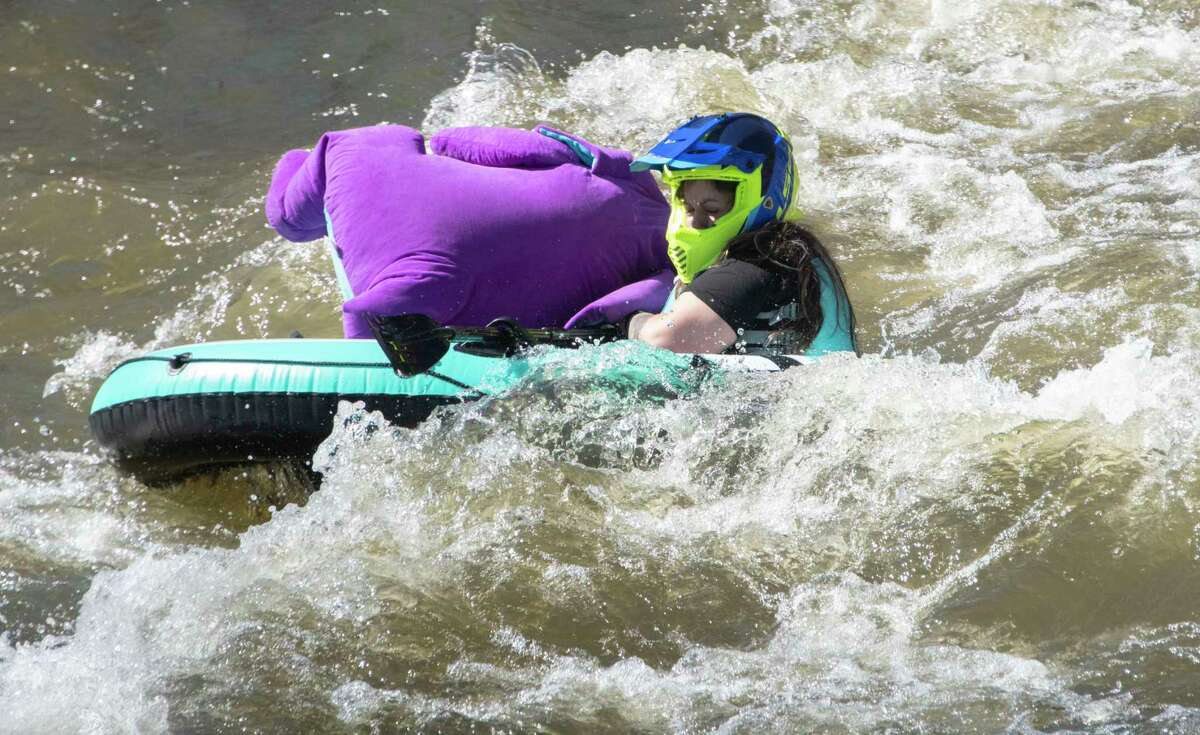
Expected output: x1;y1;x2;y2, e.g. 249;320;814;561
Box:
265;124;675;337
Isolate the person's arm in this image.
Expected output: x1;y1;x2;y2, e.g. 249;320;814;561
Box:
629;259;783;354
628;292;737;353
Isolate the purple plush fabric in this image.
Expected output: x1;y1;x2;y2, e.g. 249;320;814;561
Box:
265;124;671;337
564;269;675;328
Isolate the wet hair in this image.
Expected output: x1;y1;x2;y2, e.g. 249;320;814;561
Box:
723;221;859;354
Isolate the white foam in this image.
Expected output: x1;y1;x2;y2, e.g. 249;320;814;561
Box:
832;146;1059;287
1030;338;1195;426
425;43;769;153
331;573;1072;731
0;443;424;731
42;331;139;402
0;452;145;568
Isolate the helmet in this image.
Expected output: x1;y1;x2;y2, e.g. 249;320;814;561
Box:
632;113;796;282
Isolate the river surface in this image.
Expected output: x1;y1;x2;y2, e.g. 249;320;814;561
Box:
2;0;1200;732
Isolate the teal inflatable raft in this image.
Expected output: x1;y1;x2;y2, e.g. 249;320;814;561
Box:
89;337;804;483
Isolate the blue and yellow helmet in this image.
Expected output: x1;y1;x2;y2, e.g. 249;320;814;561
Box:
632;113;797;282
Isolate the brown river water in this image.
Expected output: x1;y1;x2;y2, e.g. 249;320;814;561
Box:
2;0;1199;732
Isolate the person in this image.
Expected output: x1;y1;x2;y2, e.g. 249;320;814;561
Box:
265;124;672;338
622;113;858;357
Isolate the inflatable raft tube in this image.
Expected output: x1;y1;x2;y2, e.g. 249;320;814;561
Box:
89;338;803;483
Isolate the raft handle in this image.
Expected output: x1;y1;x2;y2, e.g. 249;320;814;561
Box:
167;352;192;374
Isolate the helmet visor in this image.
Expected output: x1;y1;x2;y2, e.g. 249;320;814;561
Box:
632;116;766;173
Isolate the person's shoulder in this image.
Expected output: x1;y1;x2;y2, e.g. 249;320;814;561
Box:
697;257;771;279
689;257;778;293
683;256;782;331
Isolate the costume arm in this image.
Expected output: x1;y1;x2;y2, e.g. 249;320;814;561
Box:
563;269;674;328
264;136;333;242
265;126;428;242
341;256;472;326
430;127;578;168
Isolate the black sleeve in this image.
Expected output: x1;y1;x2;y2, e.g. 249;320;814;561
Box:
682;259;783;330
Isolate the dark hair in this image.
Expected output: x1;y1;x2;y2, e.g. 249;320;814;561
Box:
723;221;859;354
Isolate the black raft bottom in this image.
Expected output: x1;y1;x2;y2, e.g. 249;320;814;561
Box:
89;392;461;485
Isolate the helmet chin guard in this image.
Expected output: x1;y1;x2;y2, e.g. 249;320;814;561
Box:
661;165;764;283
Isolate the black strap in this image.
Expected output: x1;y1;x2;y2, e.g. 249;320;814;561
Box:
367;313;623;377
